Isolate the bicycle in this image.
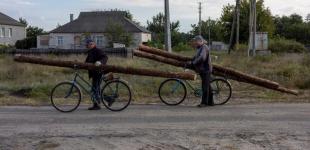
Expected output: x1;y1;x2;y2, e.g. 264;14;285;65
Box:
158;74;232;106
50;66;132;112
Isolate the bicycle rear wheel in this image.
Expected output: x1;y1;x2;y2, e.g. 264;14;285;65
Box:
101;80;132;111
50;82;81;112
211;78;232;105
158;79;187;106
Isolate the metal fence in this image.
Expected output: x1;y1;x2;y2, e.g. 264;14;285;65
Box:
0;48;132;58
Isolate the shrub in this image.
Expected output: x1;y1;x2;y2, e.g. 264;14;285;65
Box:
145;40;164;49
15;37;36;49
172;43;193;52
269;38;306;53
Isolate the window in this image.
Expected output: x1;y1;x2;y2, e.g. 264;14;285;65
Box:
0;27;4;37
96;36;104;46
8;28;12;38
57;36;64;46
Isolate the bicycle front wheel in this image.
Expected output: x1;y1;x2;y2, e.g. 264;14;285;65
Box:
211;78;232;105
50;82;81;112
101;80;132;112
158;79;187;106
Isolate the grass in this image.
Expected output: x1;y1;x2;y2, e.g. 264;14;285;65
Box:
0;50;309;106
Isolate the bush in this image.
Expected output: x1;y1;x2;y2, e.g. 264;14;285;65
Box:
269;38;306;53
145;40;164;49
15;37;36;49
172;43;193;52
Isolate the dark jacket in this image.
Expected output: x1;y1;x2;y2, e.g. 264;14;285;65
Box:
192;44;212;73
85;47;108;78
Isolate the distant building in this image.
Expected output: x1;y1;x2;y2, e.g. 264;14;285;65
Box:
37;11;151;49
211;41;228;51
0;12;26;46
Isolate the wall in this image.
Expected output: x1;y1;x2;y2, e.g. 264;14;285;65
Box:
0;24;26;45
131;32;151;48
39;32;151;49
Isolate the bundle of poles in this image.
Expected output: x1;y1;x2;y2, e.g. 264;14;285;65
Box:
13;55;196;80
135;45;298;95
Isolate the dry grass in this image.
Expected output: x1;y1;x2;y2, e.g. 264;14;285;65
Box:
0;51;309;106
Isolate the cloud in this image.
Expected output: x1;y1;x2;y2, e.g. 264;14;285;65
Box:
1;0;36;6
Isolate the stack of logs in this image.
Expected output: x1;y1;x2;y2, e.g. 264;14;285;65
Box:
134;45;298;95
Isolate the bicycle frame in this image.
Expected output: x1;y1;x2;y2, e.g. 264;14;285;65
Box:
68;70;106;103
176;75;228;96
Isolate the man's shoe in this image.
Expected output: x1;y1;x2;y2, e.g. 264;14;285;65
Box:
197;103;208;107
88;104;101;110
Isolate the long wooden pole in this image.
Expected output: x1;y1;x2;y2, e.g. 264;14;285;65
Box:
134;49;278;88
138;45;192;62
135;46;298;95
14;55;196;80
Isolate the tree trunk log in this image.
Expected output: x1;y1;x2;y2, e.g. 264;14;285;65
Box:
14;55;196;80
134;48;279;88
136;46;298;95
138;45;192;62
133;50;186;67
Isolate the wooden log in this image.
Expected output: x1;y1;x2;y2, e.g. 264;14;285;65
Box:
135;48;279;88
138;45;192;62
14;55;197;80
133;50;186;67
135;46;299;95
212;64;280;89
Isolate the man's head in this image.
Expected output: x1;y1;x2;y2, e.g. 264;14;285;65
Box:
191;35;206;48
85;39;96;50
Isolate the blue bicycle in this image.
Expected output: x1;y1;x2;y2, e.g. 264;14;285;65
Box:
158;76;232;106
50;67;132;112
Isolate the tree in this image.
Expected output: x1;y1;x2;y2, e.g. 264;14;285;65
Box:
105;21;133;47
146;12;185;47
26;26;45;38
190;19;225;42
273;14;310;44
18;18;28;27
220;0;275;43
16;18;46;49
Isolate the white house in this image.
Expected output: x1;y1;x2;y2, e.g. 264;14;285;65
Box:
0;12;26;46
37;11;151;49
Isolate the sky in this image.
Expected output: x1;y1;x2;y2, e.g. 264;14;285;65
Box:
1;0;309;32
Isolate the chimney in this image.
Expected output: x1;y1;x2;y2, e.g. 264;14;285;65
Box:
70;14;74;22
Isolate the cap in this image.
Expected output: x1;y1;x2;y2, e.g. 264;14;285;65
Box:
85;39;94;45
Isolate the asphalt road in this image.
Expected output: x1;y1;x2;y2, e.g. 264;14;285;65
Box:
0;104;309;150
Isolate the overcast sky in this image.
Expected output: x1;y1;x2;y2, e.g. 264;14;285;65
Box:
1;0;309;32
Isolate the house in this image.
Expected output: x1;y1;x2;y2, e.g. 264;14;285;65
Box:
37;11;151;49
211;41;228;51
0;12;26;45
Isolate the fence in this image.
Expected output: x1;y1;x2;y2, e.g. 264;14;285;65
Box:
0;48;132;58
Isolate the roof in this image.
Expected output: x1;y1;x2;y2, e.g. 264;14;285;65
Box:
50;11;150;34
0;12;25;27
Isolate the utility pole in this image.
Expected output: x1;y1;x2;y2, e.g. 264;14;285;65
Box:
228;1;237;54
198;2;202;35
208;17;211;47
248;0;256;57
164;0;172;53
236;0;240;51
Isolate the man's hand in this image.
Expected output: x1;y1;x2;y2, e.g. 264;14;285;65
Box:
95;61;102;67
184;61;192;68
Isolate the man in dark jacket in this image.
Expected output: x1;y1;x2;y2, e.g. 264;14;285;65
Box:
85;39;108;110
186;35;214;107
